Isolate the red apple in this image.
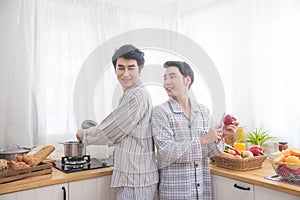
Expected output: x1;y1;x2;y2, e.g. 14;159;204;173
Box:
249;145;264;156
223;114;236;125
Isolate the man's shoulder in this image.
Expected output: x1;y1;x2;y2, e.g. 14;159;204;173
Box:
153;101;170;113
190;100;209;112
127;84;150;99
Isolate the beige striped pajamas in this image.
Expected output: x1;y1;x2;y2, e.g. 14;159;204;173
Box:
82;80;158;199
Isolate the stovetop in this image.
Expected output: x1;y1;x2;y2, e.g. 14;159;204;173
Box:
53;156;114;173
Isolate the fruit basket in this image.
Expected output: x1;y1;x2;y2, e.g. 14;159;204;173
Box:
213;155;267;171
268;158;300;182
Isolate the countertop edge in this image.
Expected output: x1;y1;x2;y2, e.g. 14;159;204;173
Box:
1;162;299;197
0;167;114;195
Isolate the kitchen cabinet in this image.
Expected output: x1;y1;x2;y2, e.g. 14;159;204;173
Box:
254;185;299;200
0;183;68;200
212;174;299;200
69;175;115;200
0;176;115;200
211;174;254;200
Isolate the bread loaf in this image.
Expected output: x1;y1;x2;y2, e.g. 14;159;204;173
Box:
6;145;55;170
0;159;8;171
7;160;30;170
31;145;55;166
22;154;37;167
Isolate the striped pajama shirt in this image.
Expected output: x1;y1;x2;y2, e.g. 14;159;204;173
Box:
82;80;158;199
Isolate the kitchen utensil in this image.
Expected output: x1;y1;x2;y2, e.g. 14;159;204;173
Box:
0;145;31;160
60;141;85;157
81;120;97;129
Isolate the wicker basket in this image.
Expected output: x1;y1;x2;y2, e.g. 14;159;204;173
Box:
213;155;267;171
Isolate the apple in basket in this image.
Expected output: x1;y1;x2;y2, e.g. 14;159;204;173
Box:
241;150;254;158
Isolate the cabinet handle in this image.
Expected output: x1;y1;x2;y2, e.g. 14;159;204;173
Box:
62;186;66;200
233;183;250;191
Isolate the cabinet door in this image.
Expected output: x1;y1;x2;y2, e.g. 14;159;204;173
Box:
211;174;254;200
98;175;113;200
69;175;113;200
0;183;68;200
254;185;299;200
69;177;99;200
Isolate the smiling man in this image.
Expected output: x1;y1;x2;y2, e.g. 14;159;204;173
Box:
152;61;238;200
76;44;158;200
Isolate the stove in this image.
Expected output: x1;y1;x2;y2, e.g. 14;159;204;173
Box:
53;155;113;173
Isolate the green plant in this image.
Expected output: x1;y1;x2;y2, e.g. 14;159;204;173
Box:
246;128;276;146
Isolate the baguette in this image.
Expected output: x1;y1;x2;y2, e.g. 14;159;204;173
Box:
22;154;37;167
31;145;55;166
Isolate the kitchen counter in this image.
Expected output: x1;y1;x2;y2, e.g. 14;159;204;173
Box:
210;160;300;196
0;166;113;195
1;161;299;196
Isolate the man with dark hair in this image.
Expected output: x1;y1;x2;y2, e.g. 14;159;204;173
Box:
76;44;158;200
152;61;238;200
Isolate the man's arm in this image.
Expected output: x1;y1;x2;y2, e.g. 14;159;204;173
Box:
82;90;148;145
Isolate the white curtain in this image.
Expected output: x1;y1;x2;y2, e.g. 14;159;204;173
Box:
1;0;299;151
0;0;35;148
0;0;172;150
178;0;300;147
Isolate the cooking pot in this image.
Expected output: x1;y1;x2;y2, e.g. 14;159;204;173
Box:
61;141;85;157
0;145;31;160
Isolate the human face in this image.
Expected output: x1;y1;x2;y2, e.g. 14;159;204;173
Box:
163;66;190;99
116;57;140;93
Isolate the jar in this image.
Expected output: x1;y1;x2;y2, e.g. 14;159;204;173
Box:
278;142;288;151
224;135;234;146
235;126;245;143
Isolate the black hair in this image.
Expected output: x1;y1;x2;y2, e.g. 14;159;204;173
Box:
112;44;145;71
163;61;194;89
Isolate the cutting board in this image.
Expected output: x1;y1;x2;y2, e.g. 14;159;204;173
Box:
0;163;52;184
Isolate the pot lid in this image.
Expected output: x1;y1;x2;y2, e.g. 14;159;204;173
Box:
0;147;30;154
62;141;82;144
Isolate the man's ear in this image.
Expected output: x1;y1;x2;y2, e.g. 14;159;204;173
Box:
185;76;192;87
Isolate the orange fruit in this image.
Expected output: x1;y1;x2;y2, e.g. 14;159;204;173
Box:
285;156;300;164
290;148;300;156
285;156;300;170
281;149;291;155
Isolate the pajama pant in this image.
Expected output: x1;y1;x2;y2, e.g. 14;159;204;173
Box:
116;184;158;200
